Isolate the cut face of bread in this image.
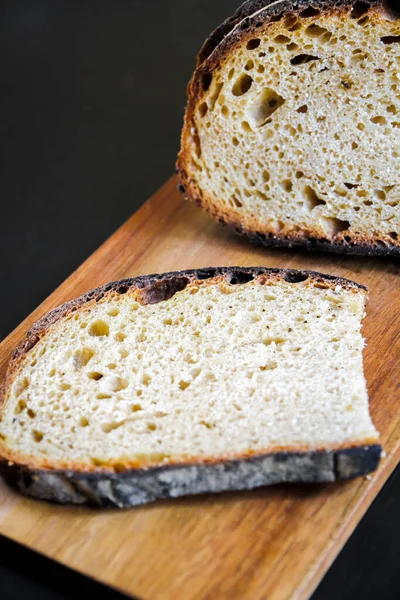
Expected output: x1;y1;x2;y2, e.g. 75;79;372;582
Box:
0;269;380;506
177;1;400;255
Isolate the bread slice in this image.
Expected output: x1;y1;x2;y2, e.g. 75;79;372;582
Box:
0;268;381;507
177;1;400;255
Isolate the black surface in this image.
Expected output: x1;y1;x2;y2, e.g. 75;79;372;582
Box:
0;1;399;598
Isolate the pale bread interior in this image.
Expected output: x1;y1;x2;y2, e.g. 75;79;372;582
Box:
186;6;399;245
0;275;378;469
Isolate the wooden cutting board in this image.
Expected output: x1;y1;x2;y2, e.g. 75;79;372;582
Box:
0;177;399;600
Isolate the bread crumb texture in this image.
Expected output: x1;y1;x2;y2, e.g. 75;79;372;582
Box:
0;274;378;469
183;4;399;248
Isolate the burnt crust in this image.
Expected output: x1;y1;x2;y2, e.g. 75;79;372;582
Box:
0;445;382;507
225;218;400;256
177;0;400;257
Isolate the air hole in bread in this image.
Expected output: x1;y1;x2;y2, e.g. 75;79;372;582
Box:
198;102;208;118
370;115;387;125
226;271;254;286
283;14;297;29
73;348;94;369
100;376;128;393
321;217;351;237
102;422;122;434
302;186;326;210
196;269;216;280
300;7;320;18
246;38;260;50
245;60;254;71
131;404;142;412
357;15;370;26
283;272;309;283
115;332;127;342
232;73;253;96
351;2;370;18
141;373;151;386
88;372;103;381
32;430;43;443
192;128;202;159
281;179;293;192
116;284;129;294
290;53;320;65
296;104;308;113
305;24;330;38
246;88;285;126
263;336;286;346
381;35;400;44
201;72;212;91
89;320;109;337
199;420;214;429
263;171;271;182
209;82;223;110
79;417;89;427
107;307;119;317
274;34;291;44
15;400;27;414
15;377;29;397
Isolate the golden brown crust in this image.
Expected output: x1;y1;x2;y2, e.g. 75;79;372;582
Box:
0;266;367;473
177;0;400;257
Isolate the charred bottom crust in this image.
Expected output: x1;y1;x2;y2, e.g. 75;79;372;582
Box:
238;226;400;257
0;445;381;507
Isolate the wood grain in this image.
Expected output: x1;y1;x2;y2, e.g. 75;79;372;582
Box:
0;176;399;600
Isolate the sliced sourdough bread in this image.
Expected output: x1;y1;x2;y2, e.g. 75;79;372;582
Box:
0;268;380;507
177;0;400;255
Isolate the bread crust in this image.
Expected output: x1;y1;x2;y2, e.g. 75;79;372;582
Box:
0;445;382;507
177;0;400;257
197;0;387;66
0;267;379;505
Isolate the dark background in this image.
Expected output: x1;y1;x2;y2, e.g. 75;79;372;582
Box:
1;1;399;598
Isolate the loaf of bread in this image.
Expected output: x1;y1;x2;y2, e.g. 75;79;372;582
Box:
177;0;399;255
0;268;380;507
